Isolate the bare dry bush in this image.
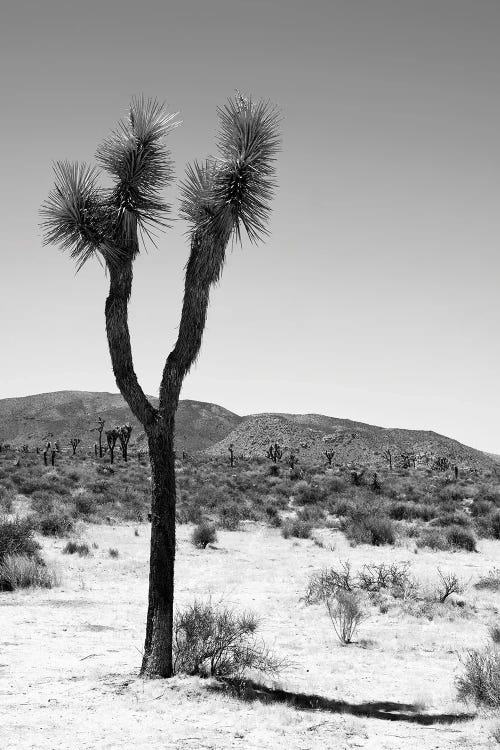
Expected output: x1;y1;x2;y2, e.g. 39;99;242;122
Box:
173;600;285;679
326;591;365;645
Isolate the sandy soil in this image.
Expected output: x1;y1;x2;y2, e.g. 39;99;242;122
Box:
1;523;499;749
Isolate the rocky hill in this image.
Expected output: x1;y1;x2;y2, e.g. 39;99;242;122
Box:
0;391;242;453
206;412;497;470
0;391;496;469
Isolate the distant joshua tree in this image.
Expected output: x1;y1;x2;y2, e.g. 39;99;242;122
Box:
92;417;106;458
105;428;119;465
70;438;81;455
434;456;450;472
382;448;393;471
41;93;280;678
117;423;133;462
267;442;283;463
228;443;235;468
324;449;334;466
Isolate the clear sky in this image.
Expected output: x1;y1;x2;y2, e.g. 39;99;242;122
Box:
1;0;499;453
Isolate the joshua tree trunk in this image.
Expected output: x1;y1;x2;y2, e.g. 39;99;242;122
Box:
141;423;176;676
105;252;179;677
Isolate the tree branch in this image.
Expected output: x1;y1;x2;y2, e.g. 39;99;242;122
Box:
158;229;230;417
105;247;157;430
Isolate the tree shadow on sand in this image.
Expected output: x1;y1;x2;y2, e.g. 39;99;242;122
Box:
208;678;475;726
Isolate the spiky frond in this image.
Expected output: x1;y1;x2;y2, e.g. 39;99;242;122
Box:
40;161;118;270
212;94;281;244
178;159;218;229
96;97;180;248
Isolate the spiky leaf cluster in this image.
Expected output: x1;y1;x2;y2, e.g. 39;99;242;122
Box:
40;98;179;268
96;96;180;248
40;161;114;271
180;94;281;245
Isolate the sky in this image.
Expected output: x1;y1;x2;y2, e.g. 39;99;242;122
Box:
0;0;499;453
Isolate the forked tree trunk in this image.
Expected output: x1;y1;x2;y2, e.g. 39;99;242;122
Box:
140;420;177;677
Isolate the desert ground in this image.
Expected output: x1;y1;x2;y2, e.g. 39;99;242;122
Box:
2;518;499;749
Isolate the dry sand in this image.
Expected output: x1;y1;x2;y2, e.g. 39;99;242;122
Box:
1;523;499;749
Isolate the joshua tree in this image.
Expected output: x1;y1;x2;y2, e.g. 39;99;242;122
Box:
92;417;106;458
228;443;235;468
40;93;280;678
267;442;283;463
382;448;393;471
324;449;334;466
105;428;119;464
117;423;133;462
70;438;81;455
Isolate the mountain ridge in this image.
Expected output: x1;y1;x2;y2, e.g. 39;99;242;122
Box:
0;390;496;469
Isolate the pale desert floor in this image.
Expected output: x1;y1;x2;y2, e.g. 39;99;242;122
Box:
1;522;499;749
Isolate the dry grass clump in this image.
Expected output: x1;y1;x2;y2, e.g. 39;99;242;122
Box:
446;525;477;552
62;540;90;556
343;512;395;546
0;554;60;590
36;509;74;537
456;633;500;708
0;516;41;561
108;547;119;558
281;517;313;539
475;568;500;592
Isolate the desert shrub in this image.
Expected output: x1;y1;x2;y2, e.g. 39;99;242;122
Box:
487;511;500;539
446;525;476;552
74;493;96;517
416;527;449;550
456;648;500;708
437;484;465;505
218;502;244;531
62;541;90;556
391;501;436;522
478;488;500;507
303;561;354;605
470;499;495;518
36;510;74;537
264;504;281;527
192;522;217;549
345;514;395;546
475;569;500;592
108;548;119;558
328;495;357;517
21;476;71;497
281;517;313;539
436;569;463;602
437;511;471;528
0;516;41;562
326;591;365;645
30;490;55;514
325;476;347;494
0;491;13;514
0;554;60;591
490;626;500;645
294;481;327;506
357;562;415;598
172;600;284;678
